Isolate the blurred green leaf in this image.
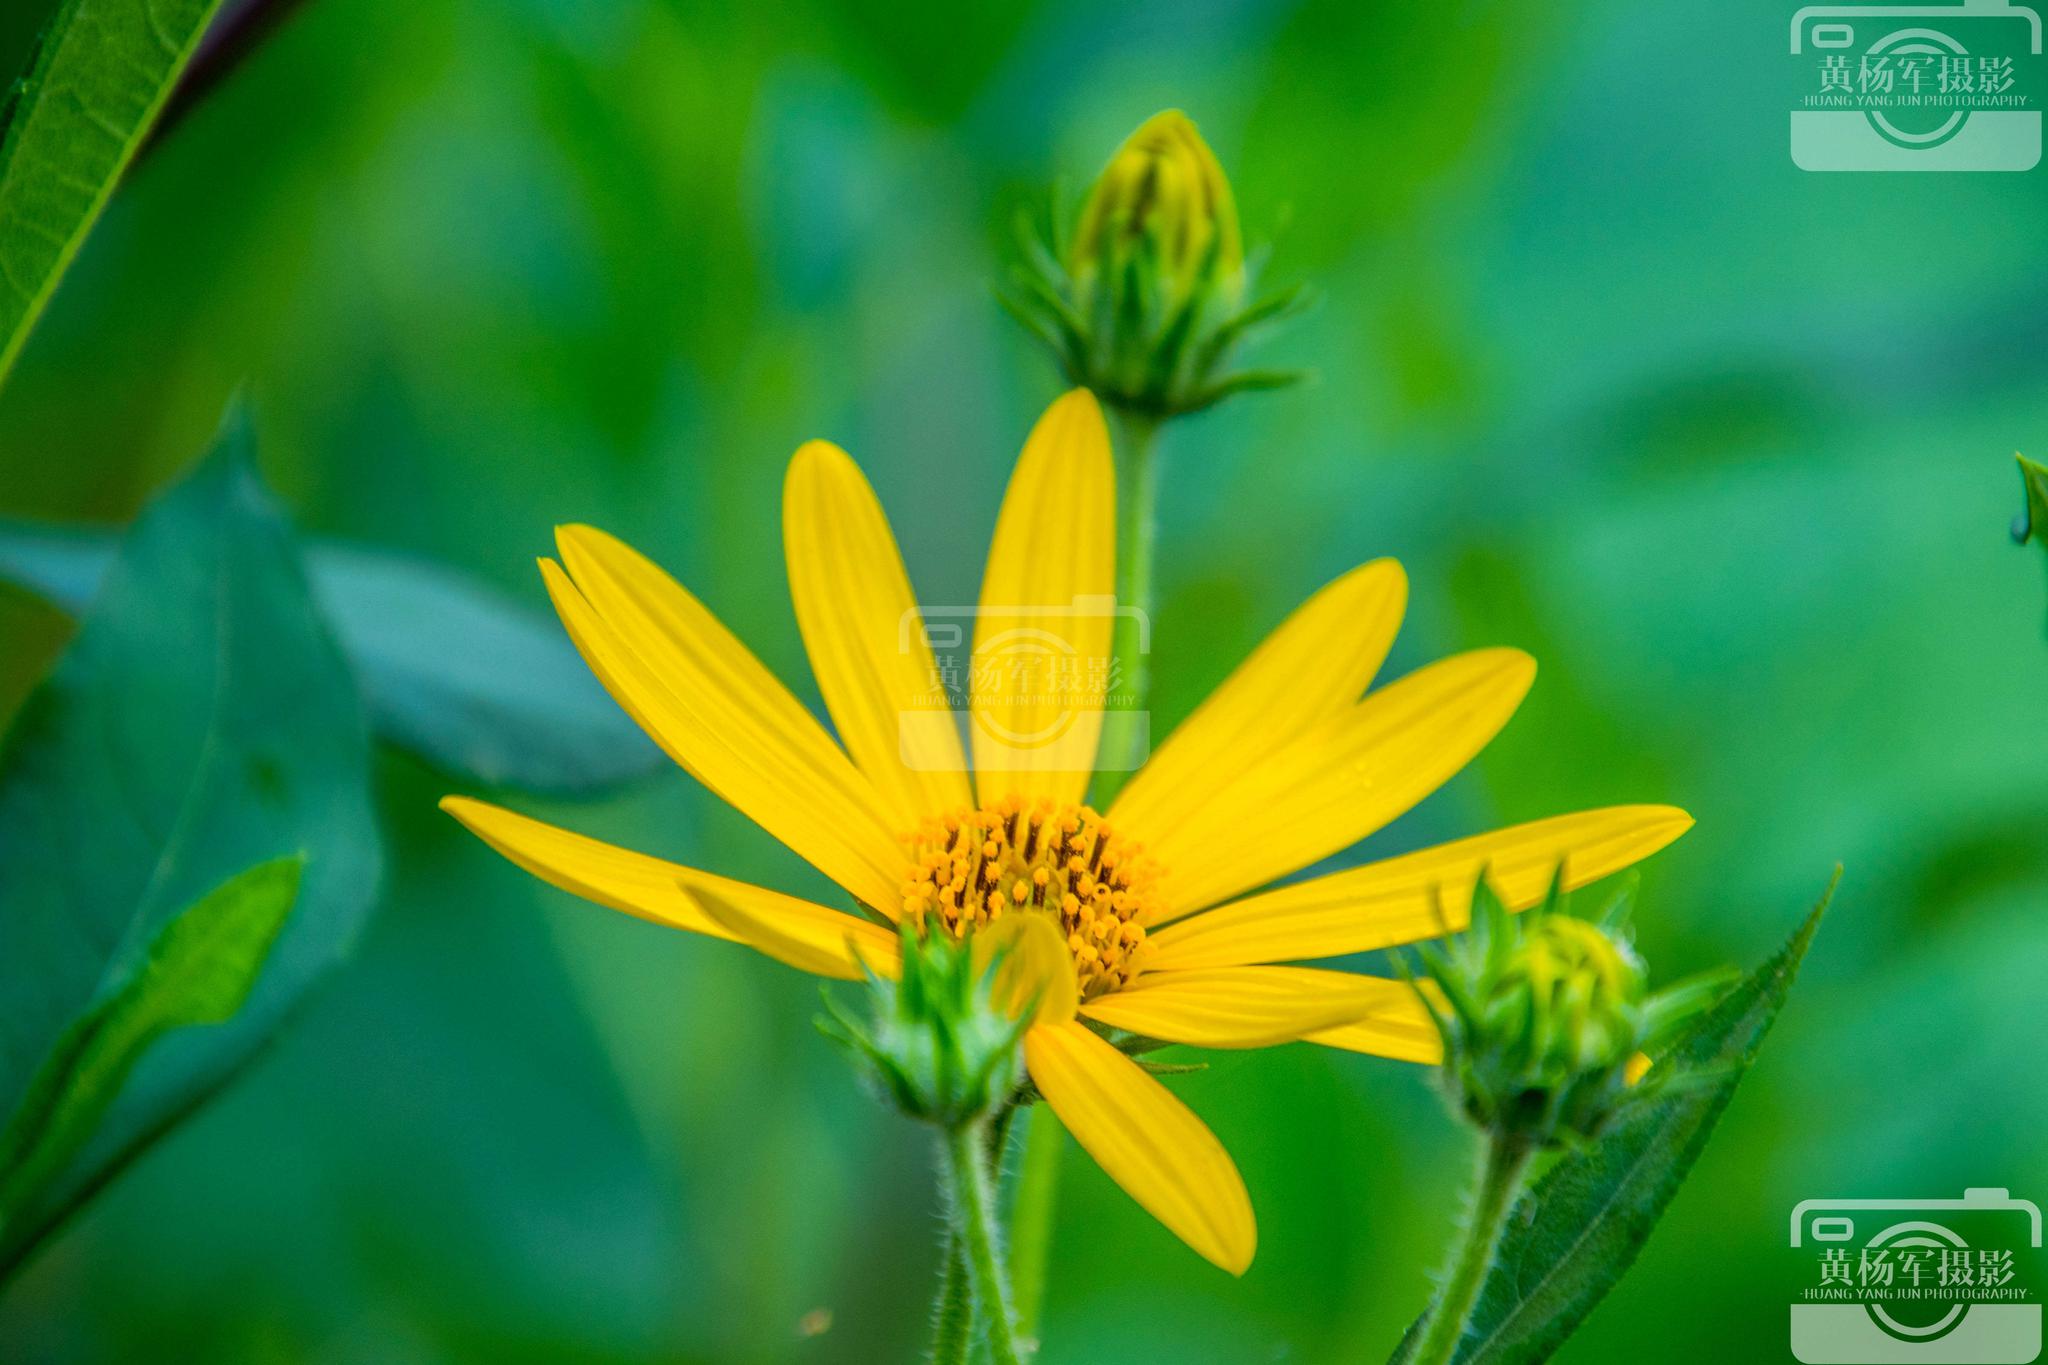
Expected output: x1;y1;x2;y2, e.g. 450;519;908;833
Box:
2017;454;2048;539
1390;874;1836;1365
0;524;660;793
2015;456;2048;619
2018;452;2048;638
0;405;378;1277
0;0;228;388
0;855;300;1272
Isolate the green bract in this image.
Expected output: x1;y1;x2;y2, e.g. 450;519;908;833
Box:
819;924;1032;1129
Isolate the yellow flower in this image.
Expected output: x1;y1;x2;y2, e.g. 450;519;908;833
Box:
440;389;1691;1275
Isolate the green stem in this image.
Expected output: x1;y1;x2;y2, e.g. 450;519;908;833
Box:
928;1231;971;1365
1007;1105;1064;1338
1094;406;1161;803
1410;1134;1534;1365
985;1095;1021;1167
943;1121;1028;1365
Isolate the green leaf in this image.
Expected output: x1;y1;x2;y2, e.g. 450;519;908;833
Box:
2015;455;2048;634
1389;872;1838;1365
0;406;380;1279
0;523;661;794
0;856;301;1244
0;0;229;389
2016;453;2048;548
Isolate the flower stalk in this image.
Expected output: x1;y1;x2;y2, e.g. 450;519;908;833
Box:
1408;1132;1535;1365
943;1119;1029;1365
1095;405;1162;799
928;1234;972;1365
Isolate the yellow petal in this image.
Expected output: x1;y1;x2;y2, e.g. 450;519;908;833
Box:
1304;978;1445;1064
971;914;1080;1025
1146;649;1538;921
540;535;903;912
1024;1020;1256;1274
1145;806;1694;970
1111;560;1405;845
971;390;1115;808
680;882;900;982
440;796;890;975
784;441;972;828
1079;966;1404;1048
441;795;732;937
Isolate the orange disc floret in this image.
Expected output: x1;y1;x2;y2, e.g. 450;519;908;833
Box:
898;795;1162;998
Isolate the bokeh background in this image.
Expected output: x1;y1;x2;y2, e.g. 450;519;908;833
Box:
2;0;2044;1360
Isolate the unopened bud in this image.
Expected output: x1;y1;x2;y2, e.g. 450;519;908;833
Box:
819;917;1067;1128
1412;876;1732;1147
1003;109;1304;421
1070;110;1243;318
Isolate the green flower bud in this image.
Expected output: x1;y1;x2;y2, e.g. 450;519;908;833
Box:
1003;109;1305;421
1411;876;1732;1148
818;918;1060;1129
1069;110;1244;321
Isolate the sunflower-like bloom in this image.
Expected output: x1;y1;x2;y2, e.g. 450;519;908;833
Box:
441;390;1691;1274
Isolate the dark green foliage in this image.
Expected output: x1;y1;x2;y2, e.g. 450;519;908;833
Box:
0;524;663;793
0;410;379;1278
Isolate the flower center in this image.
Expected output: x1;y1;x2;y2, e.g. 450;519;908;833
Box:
898;796;1162;998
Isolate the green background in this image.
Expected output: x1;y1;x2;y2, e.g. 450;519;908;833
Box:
2;0;2043;1359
